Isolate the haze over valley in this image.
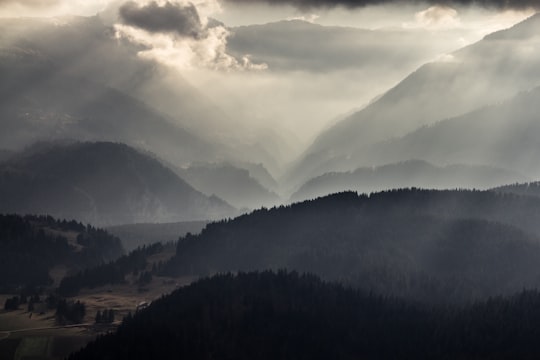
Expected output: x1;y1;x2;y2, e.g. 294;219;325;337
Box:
2;0;540;359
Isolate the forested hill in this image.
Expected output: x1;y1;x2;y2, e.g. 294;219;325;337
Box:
0;214;123;290
164;189;540;302
69;271;540;360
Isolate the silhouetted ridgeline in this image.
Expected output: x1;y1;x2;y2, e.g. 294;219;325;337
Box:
177;163;280;210
0;214;123;291
0;141;235;226
69;271;540;360
291;160;525;202
289;14;540;186
164;189;540;302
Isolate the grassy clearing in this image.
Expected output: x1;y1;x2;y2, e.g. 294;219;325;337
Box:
0;309;56;332
0;260;196;359
78;275;194;323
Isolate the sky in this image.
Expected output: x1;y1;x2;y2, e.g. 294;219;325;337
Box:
0;0;535;152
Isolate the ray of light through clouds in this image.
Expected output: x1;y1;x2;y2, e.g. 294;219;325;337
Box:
0;0;535;149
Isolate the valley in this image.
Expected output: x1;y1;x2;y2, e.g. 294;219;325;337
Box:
2;3;540;359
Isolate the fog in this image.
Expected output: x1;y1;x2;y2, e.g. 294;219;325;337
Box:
1;0;539;207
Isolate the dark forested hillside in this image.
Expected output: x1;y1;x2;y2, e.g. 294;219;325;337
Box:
0;142;235;225
0;214;123;291
68;271;540;360
164;189;540;302
57;242;165;296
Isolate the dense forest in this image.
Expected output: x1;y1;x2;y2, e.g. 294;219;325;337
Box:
0;214;123;291
57;243;165;296
164;189;540;302
69;271;540;360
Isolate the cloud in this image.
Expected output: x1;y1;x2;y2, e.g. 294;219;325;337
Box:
0;0;59;6
115;0;267;70
402;5;461;29
222;0;540;10
0;0;110;17
119;1;204;38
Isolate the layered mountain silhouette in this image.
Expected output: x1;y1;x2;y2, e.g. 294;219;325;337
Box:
0;142;235;226
0;15;283;171
288;13;540;186
291;160;526;202
0;45;217;165
362;86;540;178
177;163;280;210
165;189;540;302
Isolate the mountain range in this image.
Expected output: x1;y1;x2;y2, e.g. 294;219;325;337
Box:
287;13;540;188
164;189;540;303
291;160;526;202
0;141;235;226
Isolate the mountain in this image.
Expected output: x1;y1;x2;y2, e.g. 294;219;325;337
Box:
228;19;467;73
291;160;526;202
288;13;540;186
0;47;218;165
164;189;540;302
233;162;279;193
107;221;208;252
68;271;540;360
0;142;235;226
0;214;123;291
177;163;280;210
0;15;285;171
361;86;540;178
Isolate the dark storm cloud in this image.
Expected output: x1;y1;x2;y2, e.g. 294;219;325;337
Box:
223;0;540;10
119;1;204;38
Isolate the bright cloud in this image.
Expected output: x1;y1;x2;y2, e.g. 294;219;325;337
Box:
115;0;267;70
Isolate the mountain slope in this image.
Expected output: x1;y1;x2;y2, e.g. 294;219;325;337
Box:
69;272;540;360
177;163;280;210
0;214;123;290
0;142;235;225
362;86;540;178
291;160;526;202
0;55;218;165
164;189;540;302
289;13;540;186
0;15;286;171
